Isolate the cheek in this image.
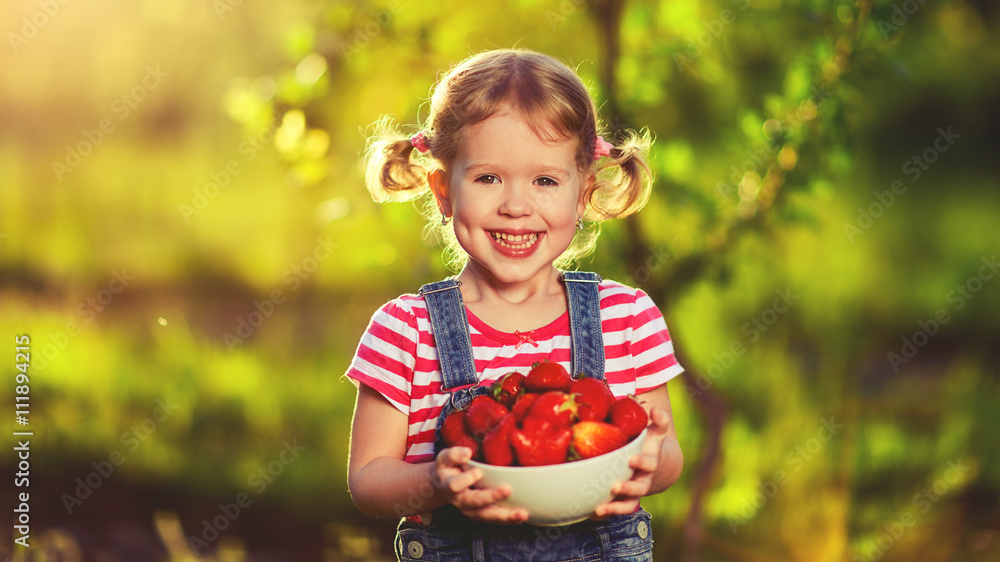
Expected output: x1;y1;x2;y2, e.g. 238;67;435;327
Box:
545;191;583;224
554;207;578;226
451;196;491;229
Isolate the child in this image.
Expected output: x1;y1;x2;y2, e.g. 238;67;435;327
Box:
346;49;684;561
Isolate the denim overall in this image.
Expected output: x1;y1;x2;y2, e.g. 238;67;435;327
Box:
395;272;654;562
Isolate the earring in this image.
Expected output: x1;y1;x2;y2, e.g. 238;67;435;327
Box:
576;217;584;230
442;214;450;226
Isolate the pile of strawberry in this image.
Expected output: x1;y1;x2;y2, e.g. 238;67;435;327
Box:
441;360;649;466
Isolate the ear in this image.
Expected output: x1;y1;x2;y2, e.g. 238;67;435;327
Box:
428;170;451;217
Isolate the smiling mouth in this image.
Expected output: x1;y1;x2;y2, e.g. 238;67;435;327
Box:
488;231;540;251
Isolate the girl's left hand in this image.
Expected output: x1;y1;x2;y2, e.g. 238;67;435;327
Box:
591;407;673;518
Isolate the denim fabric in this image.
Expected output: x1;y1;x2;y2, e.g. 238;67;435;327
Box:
420;279;492;459
561;271;605;381
413;273;652;561
418;272;606;388
419;279;479;391
396;510;654;561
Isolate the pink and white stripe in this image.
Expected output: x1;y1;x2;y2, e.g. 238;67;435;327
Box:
346;280;683;463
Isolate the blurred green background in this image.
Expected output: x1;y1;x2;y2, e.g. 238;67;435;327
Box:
1;0;998;560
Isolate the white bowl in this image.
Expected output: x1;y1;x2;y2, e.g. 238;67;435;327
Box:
467;428;648;526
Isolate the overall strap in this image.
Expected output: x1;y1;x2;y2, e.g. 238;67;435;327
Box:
418;279;479;391
561;271;606;380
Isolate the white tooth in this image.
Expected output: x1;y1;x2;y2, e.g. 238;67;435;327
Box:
490;231;540;250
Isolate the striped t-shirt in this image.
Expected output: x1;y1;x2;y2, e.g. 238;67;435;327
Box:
345;280;684;463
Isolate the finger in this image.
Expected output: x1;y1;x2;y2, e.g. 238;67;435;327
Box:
641;426;668;459
445;446;473;466
454;484;511;509
444;468;483;494
588;511;612;522
463;504;529;524
433;449;472;488
435;447;456;469
593;497;641;518
611;479;650;498
610;469;651;495
628;453;658;473
648;407;671;433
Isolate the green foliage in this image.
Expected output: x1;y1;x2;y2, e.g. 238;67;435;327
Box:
1;0;998;559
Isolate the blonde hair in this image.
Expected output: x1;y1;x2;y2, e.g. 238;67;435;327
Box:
364;49;653;269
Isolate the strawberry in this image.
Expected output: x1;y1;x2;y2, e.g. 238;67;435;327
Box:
491;372;526;408
570;421;628;460
511;424;572;466
526;391;577;428
520;414;556;435
570;377;615;422
511;392;539;424
481;414;516;466
440;410;471;447
609;396;649;440
464;395;509;442
524;360;572;393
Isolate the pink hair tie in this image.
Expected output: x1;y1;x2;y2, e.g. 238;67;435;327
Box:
410;131;430;154
593;136;613;159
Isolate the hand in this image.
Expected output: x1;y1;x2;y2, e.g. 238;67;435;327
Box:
432;446;529;524
592;407;673;518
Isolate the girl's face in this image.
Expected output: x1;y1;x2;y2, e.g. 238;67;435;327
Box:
430;109;590;288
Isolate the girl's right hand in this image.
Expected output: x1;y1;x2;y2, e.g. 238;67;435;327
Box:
432;446;529;524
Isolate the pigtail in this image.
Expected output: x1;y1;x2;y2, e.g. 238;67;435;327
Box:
586;129;654;221
363;116;432;203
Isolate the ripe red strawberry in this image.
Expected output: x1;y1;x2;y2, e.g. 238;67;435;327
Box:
491;372;526;408
441;410;471;447
570;421;628;460
481;414;516;466
511;424;572;466
570;377;615;422
464;395;509;442
520;414;556;435
524;360;572;393
609;396;649;440
511;392;539;424
526;391;577;428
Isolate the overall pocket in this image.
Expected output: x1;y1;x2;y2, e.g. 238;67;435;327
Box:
396;519;475;561
600;509;654;561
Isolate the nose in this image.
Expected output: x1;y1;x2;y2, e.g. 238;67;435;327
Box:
498;183;533;217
